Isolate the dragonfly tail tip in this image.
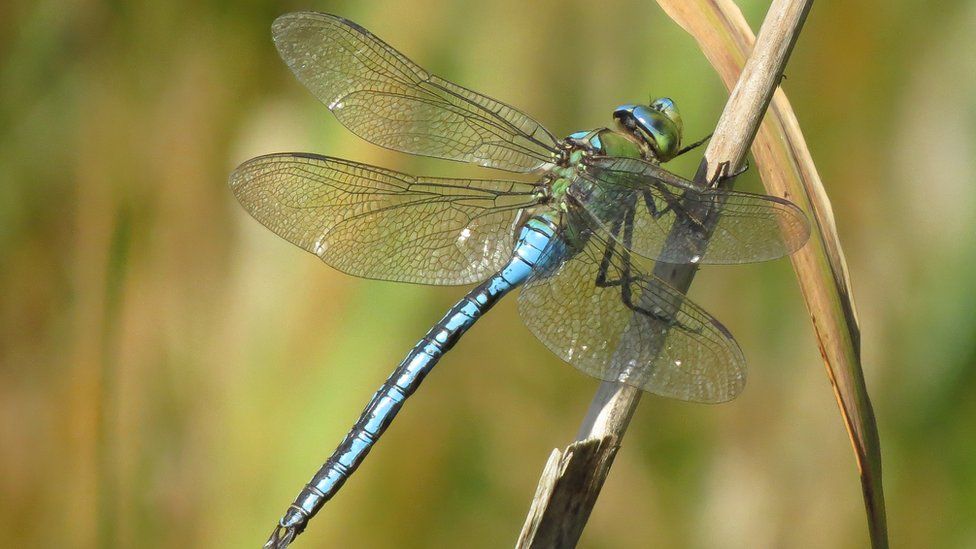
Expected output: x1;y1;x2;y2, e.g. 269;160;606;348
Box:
264;524;298;549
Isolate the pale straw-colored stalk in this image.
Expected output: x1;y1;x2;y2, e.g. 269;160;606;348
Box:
518;1;888;547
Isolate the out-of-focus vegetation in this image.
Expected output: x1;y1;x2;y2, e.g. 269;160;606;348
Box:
1;1;974;547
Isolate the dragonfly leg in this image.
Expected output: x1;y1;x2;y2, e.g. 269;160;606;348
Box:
594;241;621;288
588;195;701;333
641;189;673;220
616;218;656;320
647;182;710;239
595;195;635;289
594;207;627;289
673;132;712;158
618;277;702;334
711;159;750;185
621;202;702;333
592;196;678;325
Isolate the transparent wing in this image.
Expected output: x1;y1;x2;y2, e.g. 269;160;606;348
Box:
577;156;810;264
271;12;561;173
517;204;745;403
230;153;541;285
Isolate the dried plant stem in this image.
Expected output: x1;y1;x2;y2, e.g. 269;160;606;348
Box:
516;1;813;546
657;0;886;545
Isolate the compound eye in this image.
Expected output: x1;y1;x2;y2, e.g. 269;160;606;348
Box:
631;105;680;161
612;104;639;127
649;97;683;136
613;114;636;132
650;97;674;111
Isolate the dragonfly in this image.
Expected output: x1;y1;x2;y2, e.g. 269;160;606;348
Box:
230;11;811;547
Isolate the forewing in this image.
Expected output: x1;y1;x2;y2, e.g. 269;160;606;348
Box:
517;209;745;403
271;12;561;173
230;153;539;285
579;156;810;264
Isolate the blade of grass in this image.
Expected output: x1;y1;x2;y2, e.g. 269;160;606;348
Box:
518;1;814;545
656;1;887;547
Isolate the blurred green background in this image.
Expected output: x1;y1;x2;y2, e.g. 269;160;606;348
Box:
2;0;975;547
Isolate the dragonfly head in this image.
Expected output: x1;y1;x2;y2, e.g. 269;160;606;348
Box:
613;98;684;162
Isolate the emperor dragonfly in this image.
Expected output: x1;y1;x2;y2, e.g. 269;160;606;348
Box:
229;12;811;547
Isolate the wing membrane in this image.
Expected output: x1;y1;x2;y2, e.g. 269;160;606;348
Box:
517;205;745;403
578;156;810;264
230;153;540;285
272;12;560;173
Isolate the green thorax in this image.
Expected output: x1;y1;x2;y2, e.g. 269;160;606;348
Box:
548;128;645;207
